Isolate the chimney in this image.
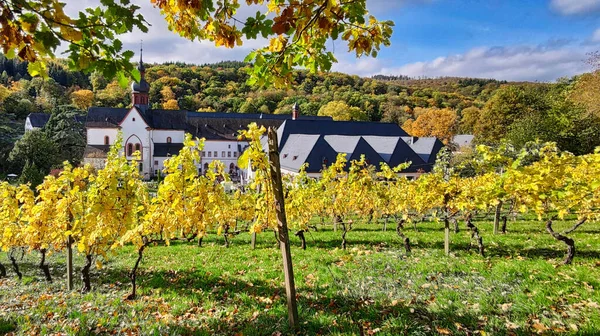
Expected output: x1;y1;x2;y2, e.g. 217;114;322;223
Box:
292;102;300;120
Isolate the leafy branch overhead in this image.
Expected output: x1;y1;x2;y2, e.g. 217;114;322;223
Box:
0;0;148;83
1;0;393;88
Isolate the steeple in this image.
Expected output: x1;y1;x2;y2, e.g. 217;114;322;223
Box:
131;42;150;108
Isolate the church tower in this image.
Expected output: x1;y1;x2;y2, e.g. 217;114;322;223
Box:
131;47;150;109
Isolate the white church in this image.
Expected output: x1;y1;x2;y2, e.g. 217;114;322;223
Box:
26;52;444;180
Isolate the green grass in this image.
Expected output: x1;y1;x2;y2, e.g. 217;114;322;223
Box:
0;219;599;335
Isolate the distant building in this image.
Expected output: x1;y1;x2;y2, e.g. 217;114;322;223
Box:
26;50;444;181
249;119;444;179
25;50;330;180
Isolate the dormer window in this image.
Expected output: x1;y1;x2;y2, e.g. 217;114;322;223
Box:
104;136;109;145
292;155;298;160
167;137;172;143
283;154;288;158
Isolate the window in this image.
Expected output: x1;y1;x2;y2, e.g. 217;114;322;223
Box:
132;117;136;121
127;143;133;156
292;155;298;160
228;144;231;149
234;152;237;158
227;151;231;157
208;151;212;157
104;136;109;145
221;151;225;157
283;154;288;159
154;160;158;166
201;151;206;157
167;137;172;143
214;151;217;157
138;163;143;172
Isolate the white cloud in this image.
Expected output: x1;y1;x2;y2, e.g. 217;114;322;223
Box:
592;28;600;42
369;42;595;82
550;0;600;15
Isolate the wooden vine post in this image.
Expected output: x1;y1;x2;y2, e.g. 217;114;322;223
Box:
267;127;299;330
67;214;73;291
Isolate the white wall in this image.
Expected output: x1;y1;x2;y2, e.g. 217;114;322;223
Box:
24;118;34;132
87;128;119;145
152;130;185;143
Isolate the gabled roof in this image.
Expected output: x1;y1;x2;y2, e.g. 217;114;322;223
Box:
154;143;185;157
277;119;408;148
86;107;129;128
348;137;386;169
187;112;331;121
27;113;50;128
389;138;428;172
403;137;444;164
279;134;321;172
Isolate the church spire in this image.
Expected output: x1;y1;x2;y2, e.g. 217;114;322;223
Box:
132;42;150;108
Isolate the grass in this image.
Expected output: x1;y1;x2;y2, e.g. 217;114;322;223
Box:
0;219;599;335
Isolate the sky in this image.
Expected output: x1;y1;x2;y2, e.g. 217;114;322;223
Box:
63;0;600;82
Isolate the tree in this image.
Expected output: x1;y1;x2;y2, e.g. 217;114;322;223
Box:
9;129;59;175
163;99;180;110
43;106;86;165
402;107;458;144
459;106;480;133
317;100;368;121
474;85;548;143
18;160;45;188
71;90;94;110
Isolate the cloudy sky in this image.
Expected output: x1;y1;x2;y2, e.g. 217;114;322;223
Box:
63;0;600;82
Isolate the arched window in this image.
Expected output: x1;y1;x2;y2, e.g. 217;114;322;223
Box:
166;137;172;143
104;136;109;145
135;143;141;152
127;143;133;156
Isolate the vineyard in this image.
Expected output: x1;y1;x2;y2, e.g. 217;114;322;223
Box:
1;124;600;334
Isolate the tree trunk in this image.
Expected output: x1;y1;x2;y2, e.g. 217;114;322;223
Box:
251;232;256;249
9;249;22;280
223;225;230;248
493;201;503;235
0;262;5;278
546;220;575;265
395;219;411;253
501;216;508;234
383;216;387;232
466;216;485;257
295;230;306;250
198;236;203;247
81;254;93;293
187;233;197;242
274;229;281;245
341;222;348;250
127;239;148;300
453;217;459;234
333;215;338;232
39;249;52;282
444;217;450;255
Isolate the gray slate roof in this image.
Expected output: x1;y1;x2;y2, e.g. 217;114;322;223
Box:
277;120;442;174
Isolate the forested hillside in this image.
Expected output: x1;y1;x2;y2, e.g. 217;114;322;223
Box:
2;54;600;175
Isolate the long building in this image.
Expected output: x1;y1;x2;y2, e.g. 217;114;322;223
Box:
26;51;443;180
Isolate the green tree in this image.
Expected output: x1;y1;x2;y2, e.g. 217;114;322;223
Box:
318;100;368;121
9;129;59;174
44;107;86;165
18;160;45;188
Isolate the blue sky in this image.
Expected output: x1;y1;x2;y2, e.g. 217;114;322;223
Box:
65;0;600;81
